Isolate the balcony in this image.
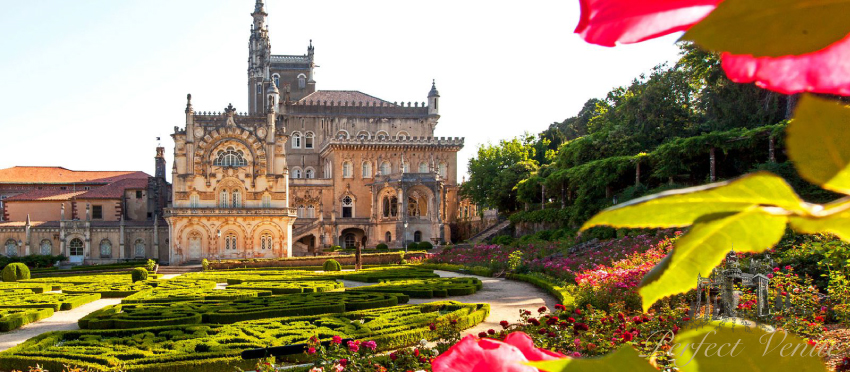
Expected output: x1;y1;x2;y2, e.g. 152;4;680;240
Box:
165;207;297;218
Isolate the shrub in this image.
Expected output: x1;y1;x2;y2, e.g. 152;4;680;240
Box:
2;263;30;282
202;259;210;271
146;259;157;271
131;268;148;282
418;241;434;250
406;242;419;250
376;243;389;250
490;235;514;246
323;259;342;272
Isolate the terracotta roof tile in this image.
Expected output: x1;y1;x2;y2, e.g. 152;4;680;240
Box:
298;90;394;106
0;167;149;185
4;190;86;202
79;178;149;199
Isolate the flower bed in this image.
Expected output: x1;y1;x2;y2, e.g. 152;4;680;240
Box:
4;302;489;372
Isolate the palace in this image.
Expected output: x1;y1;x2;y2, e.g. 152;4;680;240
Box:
166;0;463;264
0;0;463;265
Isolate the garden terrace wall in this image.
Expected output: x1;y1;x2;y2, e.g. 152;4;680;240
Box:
208;252;426;270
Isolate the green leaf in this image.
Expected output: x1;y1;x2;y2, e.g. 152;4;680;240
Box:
672;321;828;372
581;172;806;231
787;95;850;195
639;207;786;312
683;0;850;57
529;346;657;372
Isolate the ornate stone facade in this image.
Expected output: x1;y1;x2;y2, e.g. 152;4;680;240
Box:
166;0;463;262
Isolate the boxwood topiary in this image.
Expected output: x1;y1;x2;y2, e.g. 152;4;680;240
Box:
406;242;419;250
2;263;30;282
323;259;341;272
376;243;388;250
418;241;433;250
131;268;148;282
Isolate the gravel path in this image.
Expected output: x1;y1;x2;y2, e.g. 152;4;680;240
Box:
0;298;122;352
343;270;559;337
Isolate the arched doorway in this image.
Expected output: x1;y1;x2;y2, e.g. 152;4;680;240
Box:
340;228;366;249
68;238;84;263
188;232;202;260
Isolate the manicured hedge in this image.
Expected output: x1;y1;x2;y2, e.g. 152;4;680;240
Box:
122;288;271;304
2;263;30;282
0;293;101;311
417;263;494;277
0;283;51;294
131;268;148;282
62;281;158;298
343;268;439;283
349;277;482;298
226;280;343;294
506;273;576;311
0;308;54;332
183;266;438;285
323;259;342;271
207;252;427;269
6;302;487;372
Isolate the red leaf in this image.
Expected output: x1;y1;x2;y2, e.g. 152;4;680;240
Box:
722;33;850;95
576;0;722;46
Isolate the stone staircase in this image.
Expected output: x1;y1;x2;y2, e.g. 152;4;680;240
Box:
468;219;511;244
293;220;321;239
157;264;202;274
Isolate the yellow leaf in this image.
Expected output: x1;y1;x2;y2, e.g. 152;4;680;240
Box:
581;172;806;231
684;0;850;57
639;207;786;312
787;95;850;195
789;198;850;241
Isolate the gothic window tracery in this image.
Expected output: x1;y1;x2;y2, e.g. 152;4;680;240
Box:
134;239;145;258
220;190;229;208
341;195;354;218
232;190;242;208
5;239;17;257
307;205;315;218
40;239;52;255
214;147;247;167
261;233;273;250
292;168;302;179
225;234;237;251
390;196;398;217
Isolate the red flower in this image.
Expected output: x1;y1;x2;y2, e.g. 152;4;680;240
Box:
339;358;348;367
528;318;541;326
622;332;634;342
555;304;566;311
538;328;547;335
488;329;497;335
414;349;420;357
500;320;511;329
390;352;398;361
574;323;590;332
479;332;489;338
432;333;565;372
574;309;582;316
332;335;342;344
538;306;548;313
430;323;437;331
567;317;576;323
575;0;721;46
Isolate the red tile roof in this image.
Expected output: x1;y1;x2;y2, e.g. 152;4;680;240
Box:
4;190;86;202
298;90;394;106
4;178;149;202
0;167;149;185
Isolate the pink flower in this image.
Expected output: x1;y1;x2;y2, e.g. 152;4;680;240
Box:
332;335;342;344
347;340;359;353
432;332;565;372
307;347;316;354
363;340;377;351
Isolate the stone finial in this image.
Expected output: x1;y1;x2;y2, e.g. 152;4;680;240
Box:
185;93;193;113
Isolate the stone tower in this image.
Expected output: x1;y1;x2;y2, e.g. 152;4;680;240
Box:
248;0;271;115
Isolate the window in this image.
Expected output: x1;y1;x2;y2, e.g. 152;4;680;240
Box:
40;239;52;255
220;190;229;208
385;231;392;243
336;130;349;139
343;233;356;249
214;147;247;167
261;233;273;250
100;239;112;258
134;239;145;258
292;168;302;179
342;161;353;178
262;194;271;208
390;196;398;217
397;131;410;140
232;190;242;208
419;162;428;173
5;239;17;257
408;196;420;217
305;168;315;179
305;132;314;149
362;161;372;178
257;83;262;94
307;205;315;218
225;234;237;250
69;238;84;257
292;132;302;148
414;231;422;243
136;190;143;199
376;131;389;140
272;75;280;88
297;205;305;218
60;186;67;190
439;163;448;179
341;195;353;218
298;74;306;89
357;131;370;140
380;161;391;175
382;196;390;218
92;205;103;220
190;194;199;208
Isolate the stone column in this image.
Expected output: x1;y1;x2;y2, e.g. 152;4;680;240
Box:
119;217;125;259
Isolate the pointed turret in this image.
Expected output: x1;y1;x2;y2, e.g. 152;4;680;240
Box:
428;80;440;116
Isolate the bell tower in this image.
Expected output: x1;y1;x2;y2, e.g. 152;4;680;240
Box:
248;0;271;115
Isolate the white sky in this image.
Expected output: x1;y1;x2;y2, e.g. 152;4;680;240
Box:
0;0;682;181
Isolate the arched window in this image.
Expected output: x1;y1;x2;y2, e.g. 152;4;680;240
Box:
382;196;390;218
362;161;372;178
419;162;428;173
380;161;391;176
341;195;354;218
190;194;200;208
232;190;242;208
408;196;420;217
40;239;52;255
134;239;145;258
439;162;448;179
100;239;112;258
257;83;262;95
390;196;398;217
336;130;349;139
262;194;272;208
385;231;392;243
307;205;315;218
297;205;305;218
397;131;410;140
357;131;370;140
261;233;273;250
5;239;17;257
305;132;314;149
414;231;422;243
69;238;84;258
292;132;302;149
225;234;237;250
298;74;306;89
343;233;356;249
305;168;315;179
220;190;229;208
342;161;353;178
272;74;280;89
292;168;302;179
376;131;389;140
214;147;247;167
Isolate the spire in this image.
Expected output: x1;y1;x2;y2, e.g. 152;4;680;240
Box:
251;0;268;30
428;79;440;97
185;93;193;113
253;0;266;15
